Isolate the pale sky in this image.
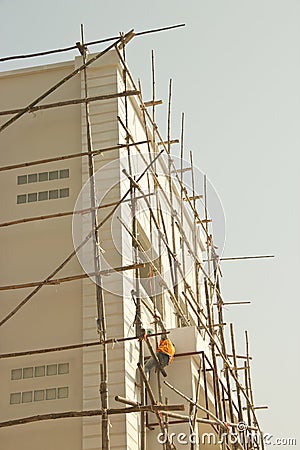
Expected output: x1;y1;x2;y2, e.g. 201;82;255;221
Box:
1;0;299;446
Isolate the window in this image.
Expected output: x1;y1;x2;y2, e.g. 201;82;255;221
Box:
17;175;27;185
23;367;33;378
58;363;69;375
10;393;21;404
28;174;37;183
59;188;69;198
46;388;56;400
59;169;69;179
49;189;59;199
57;387;68;399
49;170;58;180
28;192;37;202
38;172;48;182
22;391;32;403
38;191;48;201
34;390;45;402
11;369;22;380
17;194;27;204
35;366;45;377
47;364;57;376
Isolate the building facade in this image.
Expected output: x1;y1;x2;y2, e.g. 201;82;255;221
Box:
0;49;259;450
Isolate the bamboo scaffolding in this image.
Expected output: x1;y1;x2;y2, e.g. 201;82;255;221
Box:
0;24;185;62
0;29;267;449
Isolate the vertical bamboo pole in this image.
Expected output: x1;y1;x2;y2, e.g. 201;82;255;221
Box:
190;151;202;330
167;79;180;326
212;250;235;426
179;113;188;321
230;323;243;423
245;330;254;426
80;25;109;450
121;38;146;450
150;50;164;407
204;279;223;422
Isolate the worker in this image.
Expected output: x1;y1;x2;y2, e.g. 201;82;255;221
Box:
144;317;175;379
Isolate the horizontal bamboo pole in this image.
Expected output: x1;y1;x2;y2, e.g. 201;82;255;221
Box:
148;412;259;432
0;90;139;116
0;24;185;63
0;331;170;359
205;255;275;262
0;404;185;428
0;263;145;291
0;139;149;173
115;396;140;407
0;191;154;229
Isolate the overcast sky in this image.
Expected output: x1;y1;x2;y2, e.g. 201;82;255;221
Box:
1;0;299;446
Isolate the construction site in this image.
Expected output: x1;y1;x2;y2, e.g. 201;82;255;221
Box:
0;25;273;450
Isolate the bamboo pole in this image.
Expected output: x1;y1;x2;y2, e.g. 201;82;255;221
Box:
167;79;180;326
0;331;169;360
0;140;149;173
0;24;185;62
0;90;139;116
0;192;154;229
0;263;145;291
0;404;186;429
204;278;223;423
80;25;109;449
212;252;235;429
230;323;243;423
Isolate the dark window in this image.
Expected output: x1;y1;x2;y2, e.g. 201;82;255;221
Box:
59;188;69;198
38;172;48;182
49;189;59;199
38;191;48;201
59;169;69;179
28;193;37;202
49;170;59;180
17;195;26;204
28;174;37;183
17;175;27;185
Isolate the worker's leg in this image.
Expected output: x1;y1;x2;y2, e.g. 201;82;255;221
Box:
157;352;170;369
144;356;156;379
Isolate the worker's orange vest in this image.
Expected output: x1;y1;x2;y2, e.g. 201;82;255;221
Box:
157;339;175;364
